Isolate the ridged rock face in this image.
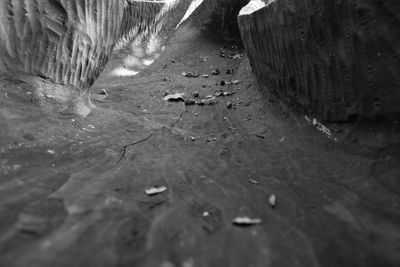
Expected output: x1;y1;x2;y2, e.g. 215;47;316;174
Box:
0;0;125;90
238;0;400;121
0;0;200;92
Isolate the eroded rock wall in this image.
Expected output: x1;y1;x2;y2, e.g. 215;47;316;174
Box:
0;0;125;90
0;0;201;92
238;0;400;121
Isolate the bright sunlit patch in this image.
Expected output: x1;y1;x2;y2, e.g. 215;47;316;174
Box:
111;67;139;76
142;58;155;66
239;0;268;16
176;0;205;29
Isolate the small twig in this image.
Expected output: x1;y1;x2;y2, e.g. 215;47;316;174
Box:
116;132;154;164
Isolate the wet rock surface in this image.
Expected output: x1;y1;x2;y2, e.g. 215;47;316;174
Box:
0;21;399;267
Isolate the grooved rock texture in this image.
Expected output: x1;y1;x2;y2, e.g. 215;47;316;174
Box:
0;0;199;91
238;0;400;121
0;0;125;90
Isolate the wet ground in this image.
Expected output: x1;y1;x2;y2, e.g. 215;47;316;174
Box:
0;24;399;267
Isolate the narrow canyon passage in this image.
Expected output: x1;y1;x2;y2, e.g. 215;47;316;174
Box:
0;20;399;267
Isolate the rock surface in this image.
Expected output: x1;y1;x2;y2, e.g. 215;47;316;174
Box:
238;0;400;121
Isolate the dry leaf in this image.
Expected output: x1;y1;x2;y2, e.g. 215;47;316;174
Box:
145;186;167;196
232;216;262;226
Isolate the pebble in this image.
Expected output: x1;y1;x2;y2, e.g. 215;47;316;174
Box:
269;194;277;208
226;102;233;109
212;69;220;75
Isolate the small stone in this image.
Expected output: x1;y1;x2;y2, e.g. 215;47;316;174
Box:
185;72;200;78
191;136;196;141
202;211;210;217
269;194;277;208
211;69;220;75
202;74;209;78
231;80;240;85
226;102;233;109
99;89;108;95
194;113;199;116
214;91;223;97
223;91;234;96
193;91;200;98
226;69;234;74
185;99;196;105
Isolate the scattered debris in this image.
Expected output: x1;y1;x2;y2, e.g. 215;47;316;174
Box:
192;91;200;98
162;76;172;82
47;149;56;155
183;72;200;78
230;53;243;59
269;194;277;208
145;186;167;196
164;93;185;102
232;216;262;226
226;102;233;109
304;115;332;138
197;97;218;105
223;91;235;96
211;69;220;75
214;91;223;97
226;69;234;74
255;134;265;139
185;99;196;106
248;179;259;185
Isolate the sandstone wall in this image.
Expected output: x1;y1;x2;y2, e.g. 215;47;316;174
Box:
0;0;125;90
238;0;400;121
0;0;197;91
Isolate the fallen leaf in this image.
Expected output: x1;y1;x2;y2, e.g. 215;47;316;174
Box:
248;179;259;184
145;186;167;196
232;216;262;226
164;93;185;102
